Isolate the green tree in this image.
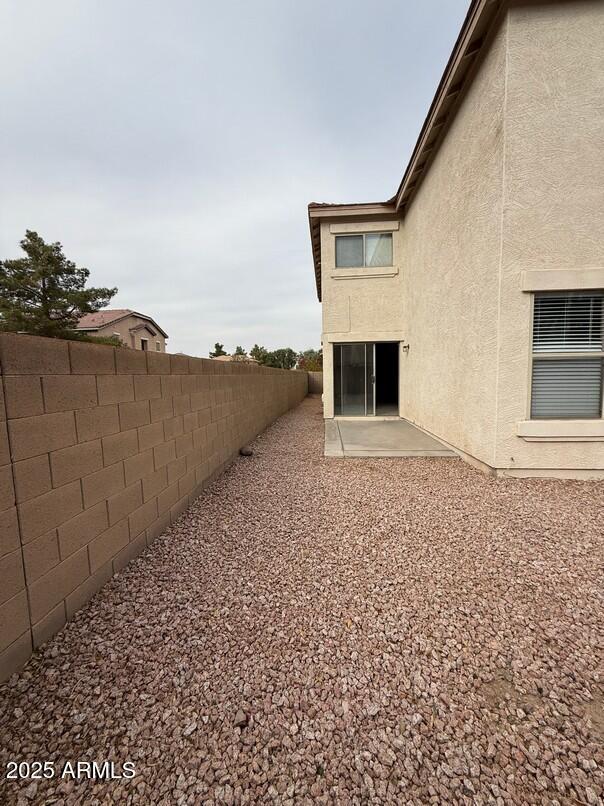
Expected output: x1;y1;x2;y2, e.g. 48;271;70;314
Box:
234;345;246;356
209;342;227;358
250;344;269;364
0;230;117;339
265;347;298;370
297;348;323;371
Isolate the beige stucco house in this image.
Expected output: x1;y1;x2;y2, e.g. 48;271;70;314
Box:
76;309;168;351
309;0;604;479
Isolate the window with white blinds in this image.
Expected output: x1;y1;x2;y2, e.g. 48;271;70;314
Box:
335;233;393;268
531;292;603;419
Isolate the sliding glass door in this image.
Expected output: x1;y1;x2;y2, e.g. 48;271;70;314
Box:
334;343;375;416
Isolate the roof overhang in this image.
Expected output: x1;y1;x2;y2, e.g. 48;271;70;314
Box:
125;311;169;339
395;0;504;213
130;322;158;337
308;0;507;300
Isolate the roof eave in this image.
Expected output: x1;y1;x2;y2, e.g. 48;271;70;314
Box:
395;0;504;212
128;311;169;339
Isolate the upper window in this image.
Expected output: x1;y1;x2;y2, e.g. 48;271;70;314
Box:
156;342;161;351
531;292;603;419
335;233;393;268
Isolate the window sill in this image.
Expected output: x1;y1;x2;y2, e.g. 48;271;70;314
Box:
517;420;604;441
331;267;398;281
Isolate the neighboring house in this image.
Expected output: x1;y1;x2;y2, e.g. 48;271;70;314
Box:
76;309;168;352
212;354;259;363
308;0;604;479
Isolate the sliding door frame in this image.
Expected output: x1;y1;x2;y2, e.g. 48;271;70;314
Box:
334;342;375;416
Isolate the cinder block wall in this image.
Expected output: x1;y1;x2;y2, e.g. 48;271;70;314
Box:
0;334;308;682
308;372;323;395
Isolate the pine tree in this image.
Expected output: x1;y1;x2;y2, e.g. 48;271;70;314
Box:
209;342;227;357
0;231;117;338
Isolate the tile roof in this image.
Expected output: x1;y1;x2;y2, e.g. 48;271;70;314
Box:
76;309;132;329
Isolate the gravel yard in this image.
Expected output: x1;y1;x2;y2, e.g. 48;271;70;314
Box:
1;396;603;805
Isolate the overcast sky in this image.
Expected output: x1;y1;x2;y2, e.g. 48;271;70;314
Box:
0;0;468;356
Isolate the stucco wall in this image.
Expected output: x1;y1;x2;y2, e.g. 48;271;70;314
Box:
93;315;167;351
318;20;509;451
321;220;404;417
0;334;307;682
400;15;508;464
308;372;324;394
493;0;604;472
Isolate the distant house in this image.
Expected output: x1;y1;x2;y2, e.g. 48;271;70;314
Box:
212;354;259;363
76;309;168;351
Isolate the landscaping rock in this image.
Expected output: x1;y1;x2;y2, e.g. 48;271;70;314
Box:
0;397;601;805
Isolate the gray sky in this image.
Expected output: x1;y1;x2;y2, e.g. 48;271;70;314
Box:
0;0;468;356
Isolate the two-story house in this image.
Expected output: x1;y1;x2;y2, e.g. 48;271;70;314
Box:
309;0;604;479
76;309;168;351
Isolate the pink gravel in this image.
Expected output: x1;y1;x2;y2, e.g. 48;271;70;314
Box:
1;396;603;805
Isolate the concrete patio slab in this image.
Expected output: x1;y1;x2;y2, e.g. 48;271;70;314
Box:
325;417;456;457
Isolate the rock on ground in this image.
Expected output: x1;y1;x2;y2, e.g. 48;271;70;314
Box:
0;397;602;804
